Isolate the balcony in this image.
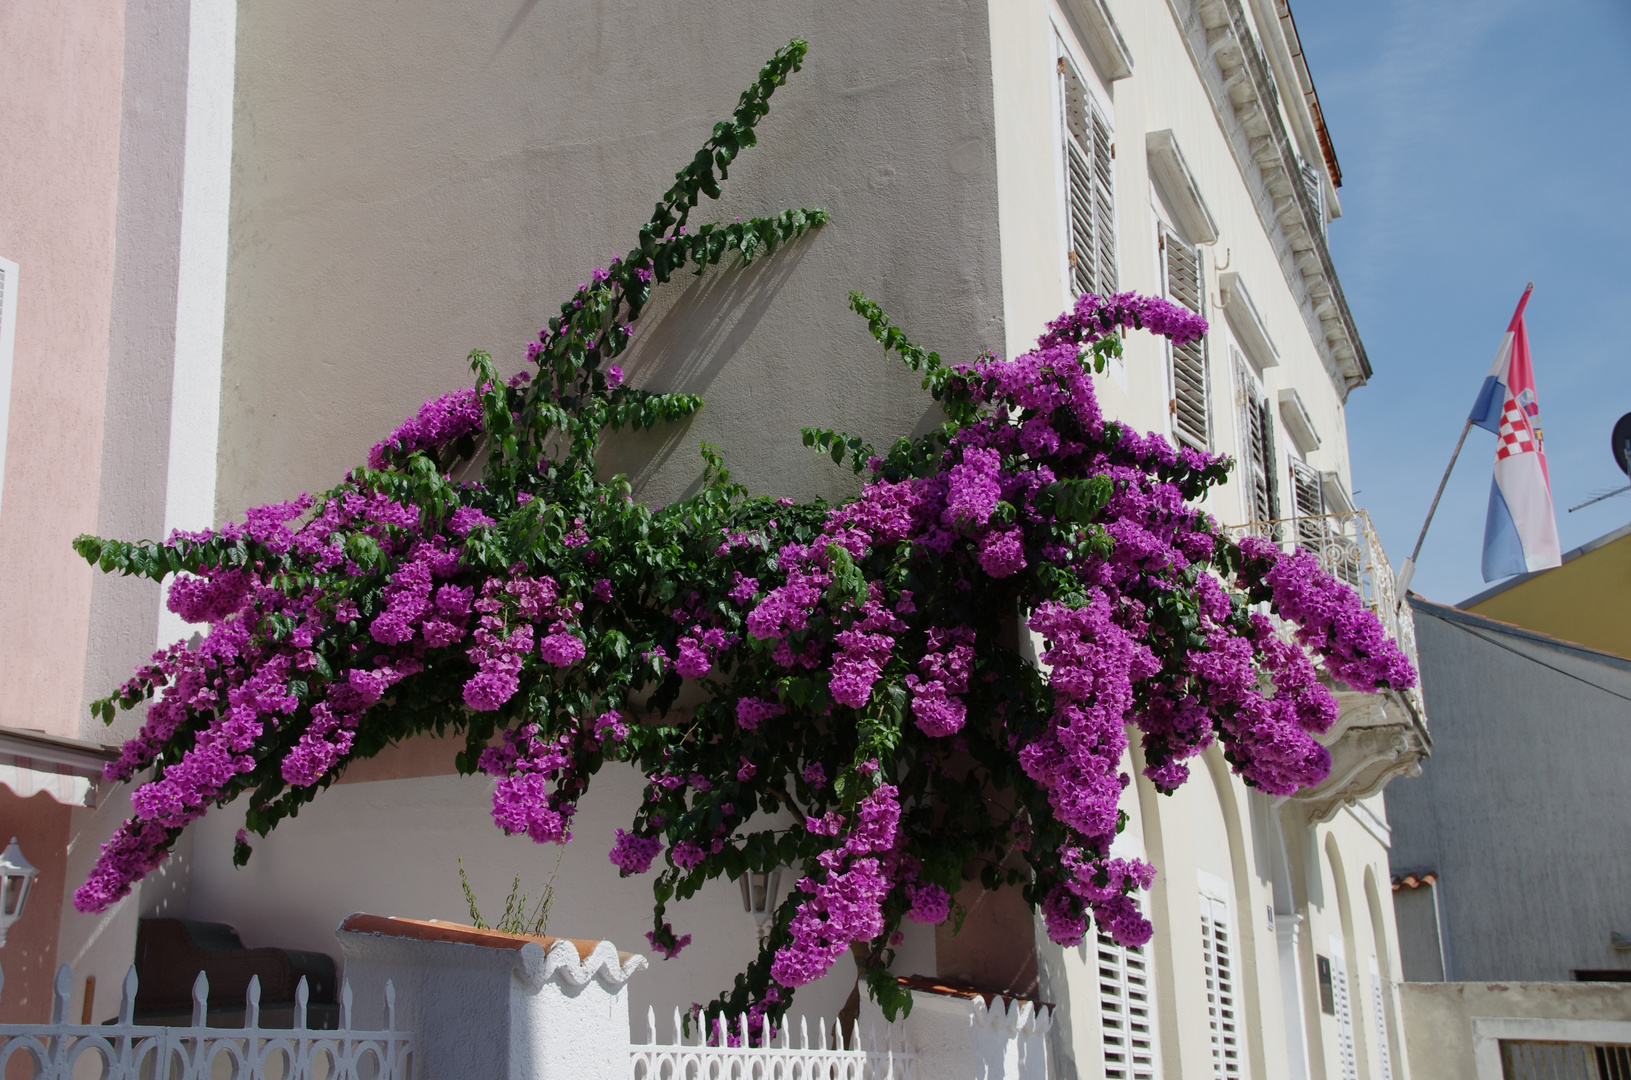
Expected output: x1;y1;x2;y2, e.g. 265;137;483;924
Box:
1224;509;1431;823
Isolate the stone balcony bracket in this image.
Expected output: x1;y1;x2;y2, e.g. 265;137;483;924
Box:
1291;687;1429;825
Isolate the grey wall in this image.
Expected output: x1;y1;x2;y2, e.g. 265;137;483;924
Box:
1390;885;1444;983
219;0;1005;516
1386;598;1631;982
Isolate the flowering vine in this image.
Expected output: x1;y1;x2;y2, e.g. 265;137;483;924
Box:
73;40;1414;1032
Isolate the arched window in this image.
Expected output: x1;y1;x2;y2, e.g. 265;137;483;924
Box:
1363;868;1398;1080
1199;869;1243;1080
1324;837;1365;1080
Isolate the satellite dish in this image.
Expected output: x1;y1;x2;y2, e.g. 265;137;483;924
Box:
1615;412;1631;477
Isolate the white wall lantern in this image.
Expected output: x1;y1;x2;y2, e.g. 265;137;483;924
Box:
0;837;38;946
740;869;783;942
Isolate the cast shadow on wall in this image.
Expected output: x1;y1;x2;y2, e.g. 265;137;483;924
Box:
595;232;816;503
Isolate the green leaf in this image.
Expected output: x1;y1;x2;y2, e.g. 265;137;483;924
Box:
848;292;941;372
867;966;915;1022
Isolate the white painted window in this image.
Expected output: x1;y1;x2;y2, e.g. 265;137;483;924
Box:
1368;956;1394;1080
1161;225;1209;450
1288;457;1324;518
1288;456;1328;551
1200;881;1242;1079
1098;932;1159;1079
0;256;17;521
1058;49;1116;299
1234;351;1278;525
1330;938;1358;1080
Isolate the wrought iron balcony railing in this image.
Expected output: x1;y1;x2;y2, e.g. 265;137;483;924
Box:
1223;509;1421;697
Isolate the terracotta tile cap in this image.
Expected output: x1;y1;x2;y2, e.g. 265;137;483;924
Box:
894;973;1054;1011
339;913;617;963
1390;872;1437;891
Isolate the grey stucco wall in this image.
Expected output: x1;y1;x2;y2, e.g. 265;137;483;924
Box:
219;0;1004;517
1391;885;1445;983
1386;600;1631;982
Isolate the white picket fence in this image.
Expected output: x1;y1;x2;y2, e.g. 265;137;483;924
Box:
0;962;413;1080
1;959;919;1080
630;1007;914;1080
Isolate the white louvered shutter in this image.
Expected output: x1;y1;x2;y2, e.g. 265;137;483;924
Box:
1098;933;1159;1079
1369;956;1394;1080
1059;54;1117;298
1090;106;1116;292
1288;457;1327;552
1200;895;1242;1079
1162;226;1208;450
1330;940;1358;1080
1234;353;1278;526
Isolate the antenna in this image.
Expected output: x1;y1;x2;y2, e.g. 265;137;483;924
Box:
1566;412;1631;512
1567;485;1630;513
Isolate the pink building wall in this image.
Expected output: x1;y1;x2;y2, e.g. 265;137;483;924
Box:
0;788;72;1024
0;1;128;739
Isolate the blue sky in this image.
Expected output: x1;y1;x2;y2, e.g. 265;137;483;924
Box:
1293;0;1631;605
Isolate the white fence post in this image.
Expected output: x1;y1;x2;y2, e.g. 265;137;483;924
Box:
0;958;411;1079
629;1007;916;1079
336;912;646;1080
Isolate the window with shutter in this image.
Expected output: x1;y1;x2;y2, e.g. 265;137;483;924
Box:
1288;457;1326;550
1090;107;1116;291
1200;894;1242;1080
1098;933;1159;1079
1288;457;1364;585
1234;353;1279;527
1059;52;1116;298
1330;941;1358;1080
1162;226;1208;450
1369;956;1394;1080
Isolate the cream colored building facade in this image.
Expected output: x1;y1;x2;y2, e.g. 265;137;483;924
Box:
999;3;1427;1079
1;1;1430;1076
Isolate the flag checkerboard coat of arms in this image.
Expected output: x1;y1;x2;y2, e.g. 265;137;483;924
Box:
1470;286;1562;581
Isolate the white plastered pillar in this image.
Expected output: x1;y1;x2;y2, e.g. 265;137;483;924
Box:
336;914;647;1080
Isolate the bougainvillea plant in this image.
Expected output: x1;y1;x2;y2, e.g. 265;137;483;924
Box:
73;40;1414;1030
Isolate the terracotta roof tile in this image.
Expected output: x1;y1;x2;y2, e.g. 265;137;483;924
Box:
1390;872;1437;891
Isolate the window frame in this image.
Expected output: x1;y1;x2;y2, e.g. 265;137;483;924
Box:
1160;224;1209;451
1288;456;1335;558
1233;350;1279;527
1056;39;1117;302
1329;937;1359;1080
1368;955;1394;1080
1097;930;1159;1080
1199;872;1242;1080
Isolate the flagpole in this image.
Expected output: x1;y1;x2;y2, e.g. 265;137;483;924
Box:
1394;419;1473;599
1393;281;1535;604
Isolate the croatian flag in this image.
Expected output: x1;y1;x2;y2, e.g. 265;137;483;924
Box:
1470;285;1561;581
